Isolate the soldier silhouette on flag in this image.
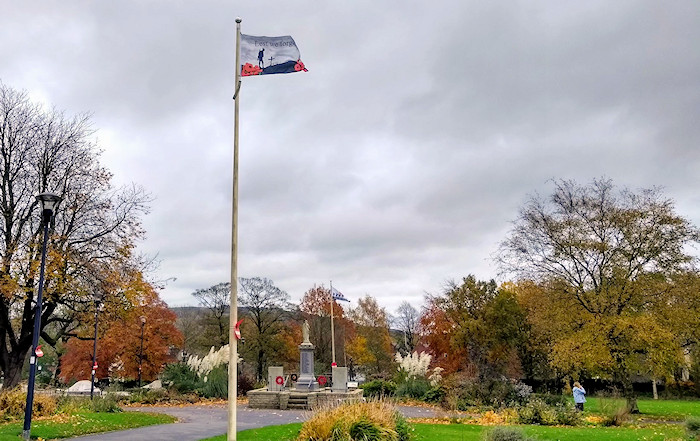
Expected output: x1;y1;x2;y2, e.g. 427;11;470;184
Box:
258;48;265;68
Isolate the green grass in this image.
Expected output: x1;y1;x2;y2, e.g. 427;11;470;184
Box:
585;397;700;418
414;423;685;440
199;422;686;441
0;411;175;441
200;423;303;441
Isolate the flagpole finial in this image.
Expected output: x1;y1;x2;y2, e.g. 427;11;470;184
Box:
236;17;242;23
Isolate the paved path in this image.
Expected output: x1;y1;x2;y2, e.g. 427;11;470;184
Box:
67;403;447;441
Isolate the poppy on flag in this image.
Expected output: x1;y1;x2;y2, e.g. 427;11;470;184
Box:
331;287;350;302
240;34;308;76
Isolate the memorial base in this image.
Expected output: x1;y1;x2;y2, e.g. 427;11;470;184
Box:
248;387;363;410
293;377;319;391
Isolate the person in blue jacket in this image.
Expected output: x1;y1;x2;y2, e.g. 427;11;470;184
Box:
572;381;586;411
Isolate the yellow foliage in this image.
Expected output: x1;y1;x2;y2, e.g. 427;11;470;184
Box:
0;389;57;421
478;410;504;425
298;400;404;441
515;278;686;381
346;335;374;366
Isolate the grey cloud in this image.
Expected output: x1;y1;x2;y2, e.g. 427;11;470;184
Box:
1;1;699;311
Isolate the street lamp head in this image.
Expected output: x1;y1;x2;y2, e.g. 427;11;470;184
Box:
140;315;146;325
93;292;104;311
36;193;61;223
36;192;61;212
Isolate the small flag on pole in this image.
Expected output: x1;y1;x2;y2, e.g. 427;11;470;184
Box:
240;34;308;76
331;287;350;302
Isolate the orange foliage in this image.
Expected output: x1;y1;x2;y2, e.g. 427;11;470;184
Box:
276;320;302;368
419;299;465;375
300;285;347;319
60;282;183;383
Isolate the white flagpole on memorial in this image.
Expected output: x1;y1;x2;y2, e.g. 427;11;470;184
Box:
330;281;336;365
228;16;242;441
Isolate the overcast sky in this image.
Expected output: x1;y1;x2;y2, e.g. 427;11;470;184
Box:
1;1;699;314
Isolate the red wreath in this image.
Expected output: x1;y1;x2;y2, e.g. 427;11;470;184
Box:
275;376;284;385
317;375;327;385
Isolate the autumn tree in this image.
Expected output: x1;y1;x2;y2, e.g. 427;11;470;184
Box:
421;276;527;379
499;178;700;411
192;282;230;348
658;272;700;362
394;301;420;355
420;297;465;374
0;83;149;389
507;280;559;383
60;278;182;383
238;277;293;381
347;295;394;378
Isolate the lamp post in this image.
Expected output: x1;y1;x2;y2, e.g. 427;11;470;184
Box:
23;192;61;441
90;293;103;399
138;315;146;387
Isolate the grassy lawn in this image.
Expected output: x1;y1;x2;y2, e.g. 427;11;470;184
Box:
200;423;305;441
199;422;686;441
414;423;686;440
0;411;176;441
586;397;700;418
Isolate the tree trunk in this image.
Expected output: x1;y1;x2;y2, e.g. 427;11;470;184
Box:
652;378;658;400
256;349;264;383
1;349;29;390
622;377;640;414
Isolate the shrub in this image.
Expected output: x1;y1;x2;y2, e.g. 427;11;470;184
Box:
483;426;536;441
517;399;557;425
423;385;446;404
396;377;430;400
686;416;700;439
598;398;630;426
349;417;383;441
198;364;228;399
128;388;168;404
530;393;568;407
360;380;396;399
554;402;582;426
91;394;121;413
56;395;92;414
444;375;532;410
394;412;411;441
0;389;57;421
297;400;411;441
238;373;256;396
56;394;122;413
162;362;201;393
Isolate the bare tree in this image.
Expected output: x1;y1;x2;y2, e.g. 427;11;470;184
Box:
394;301;420;355
0;83;149;388
192;282;230;347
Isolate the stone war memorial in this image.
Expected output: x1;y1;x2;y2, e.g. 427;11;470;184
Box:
247;320;363;409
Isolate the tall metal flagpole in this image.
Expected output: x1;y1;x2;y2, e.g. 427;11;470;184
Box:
228;16;242;441
330;281;336;365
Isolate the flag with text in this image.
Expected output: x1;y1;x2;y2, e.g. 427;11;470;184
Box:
240;34;308;76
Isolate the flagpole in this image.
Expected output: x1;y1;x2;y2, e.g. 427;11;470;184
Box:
330;281;336;365
228;16;242;441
